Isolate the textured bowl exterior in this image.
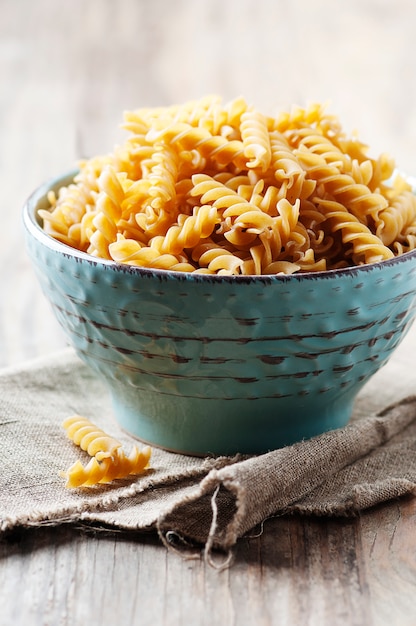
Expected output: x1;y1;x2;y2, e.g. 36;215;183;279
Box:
23;172;416;455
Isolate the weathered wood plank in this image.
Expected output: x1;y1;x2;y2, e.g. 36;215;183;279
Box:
2;500;416;626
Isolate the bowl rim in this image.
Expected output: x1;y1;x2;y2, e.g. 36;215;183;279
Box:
22;169;416;284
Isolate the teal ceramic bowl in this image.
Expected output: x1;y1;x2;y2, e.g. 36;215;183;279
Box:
23;172;416;456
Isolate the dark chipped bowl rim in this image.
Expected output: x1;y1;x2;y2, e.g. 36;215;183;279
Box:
22;169;416;284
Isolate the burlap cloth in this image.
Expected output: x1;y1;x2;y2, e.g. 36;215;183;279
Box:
2;347;416;563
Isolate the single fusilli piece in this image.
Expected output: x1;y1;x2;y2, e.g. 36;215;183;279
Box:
374;191;416;246
240;109;272;172
288;126;350;165
190;173;262;219
269;131;316;202
295;149;388;222
191;240;245;275
108;235;195;271
159;205;219;255
146;122;247;169
316;197;394;264
85;166;126;259
146;145;180;211
61;415;152;488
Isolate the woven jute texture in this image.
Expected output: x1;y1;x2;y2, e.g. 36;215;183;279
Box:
2;348;416;559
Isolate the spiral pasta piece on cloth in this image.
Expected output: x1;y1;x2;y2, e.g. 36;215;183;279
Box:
40;96;416;274
60;415;152;488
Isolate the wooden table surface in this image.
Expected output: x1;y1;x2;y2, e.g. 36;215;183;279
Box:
1;1;416;624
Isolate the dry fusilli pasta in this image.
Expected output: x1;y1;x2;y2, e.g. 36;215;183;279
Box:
40;97;416;274
60;415;151;488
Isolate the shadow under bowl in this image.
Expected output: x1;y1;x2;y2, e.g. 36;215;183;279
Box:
22;171;416;455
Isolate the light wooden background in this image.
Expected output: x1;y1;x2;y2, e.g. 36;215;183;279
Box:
1;1;416;624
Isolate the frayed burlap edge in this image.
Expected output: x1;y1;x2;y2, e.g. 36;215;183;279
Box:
157;396;416;567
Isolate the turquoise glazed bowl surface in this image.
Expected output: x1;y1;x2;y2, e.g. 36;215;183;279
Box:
23;172;416;455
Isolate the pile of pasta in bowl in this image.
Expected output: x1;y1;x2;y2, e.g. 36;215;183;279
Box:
40;95;416;275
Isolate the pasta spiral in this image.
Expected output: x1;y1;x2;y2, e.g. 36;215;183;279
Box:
269;131;316;202
295;149;388;221
240;109;272;172
375;190;416;246
315;198;394;264
160;205;219;255
147;122;247;169
190;173;262;217
60;415;151;488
